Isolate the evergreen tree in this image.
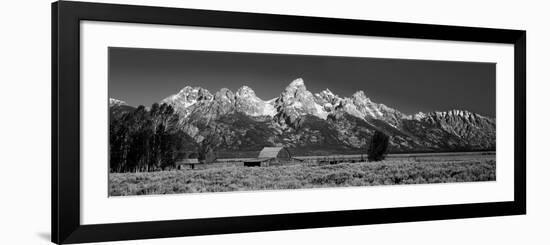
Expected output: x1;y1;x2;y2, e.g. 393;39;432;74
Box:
367;130;390;162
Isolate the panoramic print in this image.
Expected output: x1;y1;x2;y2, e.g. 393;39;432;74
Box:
108;47;496;196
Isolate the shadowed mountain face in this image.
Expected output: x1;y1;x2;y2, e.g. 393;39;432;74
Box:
110;78;496;157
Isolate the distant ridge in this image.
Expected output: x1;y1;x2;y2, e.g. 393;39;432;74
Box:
110;78;495;156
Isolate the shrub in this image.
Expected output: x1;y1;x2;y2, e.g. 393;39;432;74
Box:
367;130;390;162
109;158;496;196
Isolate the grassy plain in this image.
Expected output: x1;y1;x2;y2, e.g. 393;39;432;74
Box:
109;155;496;196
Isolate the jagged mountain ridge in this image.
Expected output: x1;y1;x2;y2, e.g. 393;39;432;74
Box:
110;78;495;156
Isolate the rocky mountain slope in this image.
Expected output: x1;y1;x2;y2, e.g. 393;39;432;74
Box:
110;78;496;157
108;98;134;115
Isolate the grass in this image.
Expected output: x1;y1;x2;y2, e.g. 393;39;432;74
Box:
109;156;496;196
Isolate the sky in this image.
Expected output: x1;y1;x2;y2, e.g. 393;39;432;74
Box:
109;47;496;117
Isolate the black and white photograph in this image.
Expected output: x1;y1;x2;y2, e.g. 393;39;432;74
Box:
2;0;541;244
108;47;496;196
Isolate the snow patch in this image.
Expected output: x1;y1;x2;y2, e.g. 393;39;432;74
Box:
314;102;328;119
262;103;277;117
289;78;305;87
109;98;127;106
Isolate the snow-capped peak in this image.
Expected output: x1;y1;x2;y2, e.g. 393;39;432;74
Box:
314;88;342;113
161;86;213;115
428;109;485;121
214;88;235;103
352;90;371;102
281;79;308;101
413;112;427;120
236;85;256;98
316;89;339;101
275;78;328;120
177;86;193;94
233;86;276;117
433;110;466;117
320;88;334;96
109;98;127;107
288;78;305;88
176;86;213;100
281;78;309;98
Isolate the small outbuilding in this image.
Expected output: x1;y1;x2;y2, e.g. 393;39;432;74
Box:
243;147;296;167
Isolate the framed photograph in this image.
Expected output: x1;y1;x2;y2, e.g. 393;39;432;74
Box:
52;1;526;244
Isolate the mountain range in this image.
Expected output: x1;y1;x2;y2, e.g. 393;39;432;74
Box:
110;78;495;157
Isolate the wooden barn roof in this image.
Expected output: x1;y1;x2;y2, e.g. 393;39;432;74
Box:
258;147;285;158
176;158;199;164
243;158;271;163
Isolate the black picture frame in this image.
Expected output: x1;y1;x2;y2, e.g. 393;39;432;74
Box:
52;1;526;244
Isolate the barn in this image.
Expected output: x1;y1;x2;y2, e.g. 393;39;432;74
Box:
243;147;296;167
175;158;199;170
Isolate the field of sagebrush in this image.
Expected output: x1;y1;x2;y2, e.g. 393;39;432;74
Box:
109;157;496;196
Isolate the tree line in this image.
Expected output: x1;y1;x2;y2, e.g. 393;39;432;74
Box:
109;103;194;173
109;102;390;172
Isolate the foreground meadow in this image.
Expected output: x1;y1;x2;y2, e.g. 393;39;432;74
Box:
109;157;496;196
